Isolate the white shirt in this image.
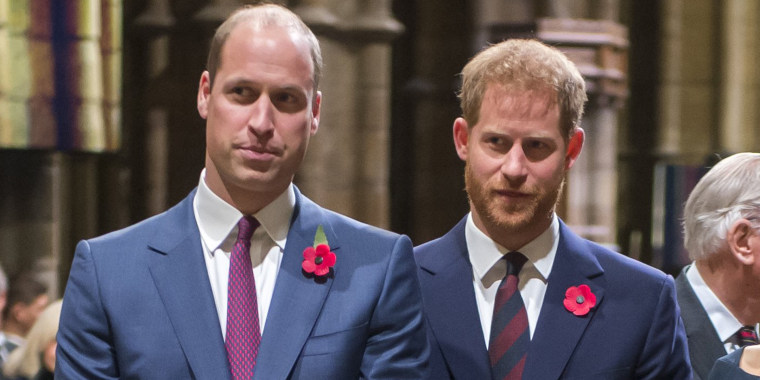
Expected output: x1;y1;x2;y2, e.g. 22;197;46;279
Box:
193;170;294;338
466;213;560;348
685;263;760;353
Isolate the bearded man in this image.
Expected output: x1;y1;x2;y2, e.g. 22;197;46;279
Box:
413;39;691;380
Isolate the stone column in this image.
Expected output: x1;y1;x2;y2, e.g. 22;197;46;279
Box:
102;0;123;151
0;0;56;148
60;0;107;150
646;0;719;272
134;0;175;215
294;0;402;228
347;0;402;227
719;0;760;152
0;0;8;144
657;0;717;161
539;18;628;247
400;0;472;242
294;0;360;219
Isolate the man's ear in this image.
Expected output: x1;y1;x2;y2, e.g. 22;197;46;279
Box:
10;302;23;322
565;127;584;170
453;117;470;161
197;71;211;120
310;91;321;136
728;218;756;266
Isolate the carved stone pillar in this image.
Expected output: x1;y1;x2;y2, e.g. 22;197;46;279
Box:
540;18;627;247
719;0;760;152
60;0;107;149
294;0;402;228
0;0;8;144
134;0;175;215
349;0;403;227
657;0;717;161
102;0;123;151
0;0;56;148
293;1;356;217
396;0;471;242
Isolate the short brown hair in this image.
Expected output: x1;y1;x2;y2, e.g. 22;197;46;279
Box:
3;274;47;321
205;4;323;91
459;39;587;140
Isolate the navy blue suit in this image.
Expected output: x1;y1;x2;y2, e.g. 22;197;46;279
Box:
56;188;429;379
414;217;692;379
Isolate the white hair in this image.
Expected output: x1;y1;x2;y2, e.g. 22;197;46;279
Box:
683;152;760;260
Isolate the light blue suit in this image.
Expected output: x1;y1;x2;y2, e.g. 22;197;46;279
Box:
56;188;429;379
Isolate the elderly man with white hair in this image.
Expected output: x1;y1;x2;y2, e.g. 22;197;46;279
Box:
676;152;760;380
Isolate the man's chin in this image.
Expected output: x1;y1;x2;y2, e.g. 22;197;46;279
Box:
487;214;532;232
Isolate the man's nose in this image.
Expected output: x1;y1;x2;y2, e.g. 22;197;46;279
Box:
248;95;275;136
500;145;528;179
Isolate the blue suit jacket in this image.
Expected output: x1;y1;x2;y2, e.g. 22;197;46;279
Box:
56;188;429;379
414;217;692;380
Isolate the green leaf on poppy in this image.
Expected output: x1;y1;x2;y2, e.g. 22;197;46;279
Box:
313;225;328;248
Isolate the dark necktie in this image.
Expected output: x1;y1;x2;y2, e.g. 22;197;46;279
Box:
226;216;261;380
737;326;759;347
489;252;529;380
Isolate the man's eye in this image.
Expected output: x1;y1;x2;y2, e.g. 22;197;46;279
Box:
229;87;258;102
272;91;307;113
523;140;553;160
525;140;547;150
274;93;296;103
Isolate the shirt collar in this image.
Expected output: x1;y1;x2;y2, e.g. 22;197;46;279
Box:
686;263;745;343
467;212;559;282
194;169;295;254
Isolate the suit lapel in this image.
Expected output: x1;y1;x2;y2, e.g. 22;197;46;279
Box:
675;266;726;380
147;192;231;379
418;218;492;379
253;189;335;380
523;221;605;380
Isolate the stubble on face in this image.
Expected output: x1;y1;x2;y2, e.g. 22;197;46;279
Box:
464;159;565;238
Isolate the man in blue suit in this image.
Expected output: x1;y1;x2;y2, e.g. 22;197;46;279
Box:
414;39;692;379
56;4;428;379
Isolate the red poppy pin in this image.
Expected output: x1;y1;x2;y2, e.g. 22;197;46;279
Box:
563;284;596;316
302;225;336;277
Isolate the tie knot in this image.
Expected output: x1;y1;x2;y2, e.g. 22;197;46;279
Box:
236;216;259;242
505;251;527;276
738;326;759;347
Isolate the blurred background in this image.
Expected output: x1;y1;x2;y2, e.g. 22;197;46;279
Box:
1;0;758;297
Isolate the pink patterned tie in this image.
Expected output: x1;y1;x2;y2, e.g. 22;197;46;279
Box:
226;216;261;380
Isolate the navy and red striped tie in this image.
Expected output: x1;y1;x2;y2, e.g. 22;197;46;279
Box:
737;326;760;347
489;252;529;380
226;216;261;380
